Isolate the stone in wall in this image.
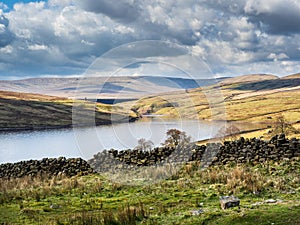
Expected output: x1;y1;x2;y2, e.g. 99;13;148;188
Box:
89;134;299;172
0;157;94;179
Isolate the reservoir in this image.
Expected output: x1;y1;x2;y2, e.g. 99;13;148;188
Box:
0;119;223;164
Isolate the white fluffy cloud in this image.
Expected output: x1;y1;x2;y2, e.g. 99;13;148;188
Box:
0;0;299;78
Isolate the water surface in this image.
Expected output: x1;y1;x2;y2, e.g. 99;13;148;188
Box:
0;120;222;164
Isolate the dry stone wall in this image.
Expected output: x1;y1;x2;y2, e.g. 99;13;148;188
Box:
89;134;299;172
1;134;299;178
0;157;94;179
200;134;300;165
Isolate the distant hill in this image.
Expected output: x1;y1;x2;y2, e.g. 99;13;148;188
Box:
221;74;300;92
282;73;300;79
127;73;300;128
0;76;227;99
0;73;299;132
219;74;278;86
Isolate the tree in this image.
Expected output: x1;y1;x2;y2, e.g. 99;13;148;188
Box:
216;124;240;143
134;138;154;152
163;129;191;148
268;114;298;136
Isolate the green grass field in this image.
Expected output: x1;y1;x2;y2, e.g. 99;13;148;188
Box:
0;158;299;224
0;75;299;224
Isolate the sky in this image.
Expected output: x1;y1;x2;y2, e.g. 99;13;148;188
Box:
0;0;300;79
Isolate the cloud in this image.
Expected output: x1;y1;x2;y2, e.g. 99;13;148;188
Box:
48;0;74;8
0;45;13;54
267;53;289;62
76;0;140;22
1;2;138;76
0;0;300;78
244;0;300;34
0;3;8;11
0;13;14;47
28;44;48;51
202;0;247;15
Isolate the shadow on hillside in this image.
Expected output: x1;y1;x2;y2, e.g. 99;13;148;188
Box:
227;78;300;91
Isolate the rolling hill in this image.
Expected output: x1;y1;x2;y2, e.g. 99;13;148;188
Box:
124;73;300;137
218;74;278;86
0;91;134;131
1;73;299;134
0;76;227;100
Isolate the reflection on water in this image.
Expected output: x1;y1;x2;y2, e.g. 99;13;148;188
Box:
0;120;225;164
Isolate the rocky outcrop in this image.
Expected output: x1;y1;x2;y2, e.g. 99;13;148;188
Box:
0;157;94;179
89;134;299;172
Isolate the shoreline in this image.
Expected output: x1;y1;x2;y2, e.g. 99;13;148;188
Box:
0;118;292;138
0;117;138;133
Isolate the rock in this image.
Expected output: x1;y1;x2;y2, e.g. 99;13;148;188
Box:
265;199;277;204
50;204;61;209
220;196;240;209
282;190;296;195
251;202;263;206
0;157;94;179
252;191;261;195
190;209;203;215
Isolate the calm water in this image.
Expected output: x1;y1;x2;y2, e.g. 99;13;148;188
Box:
0;120;223;164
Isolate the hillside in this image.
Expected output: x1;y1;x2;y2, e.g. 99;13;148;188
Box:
282;73;300;79
219;74;278;86
1;73;299;133
0;91;134;131
0;74;299;225
0;76;226;100
126;73;300;137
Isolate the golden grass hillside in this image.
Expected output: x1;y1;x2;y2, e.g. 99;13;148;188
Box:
0;91;133;131
125;74;300;138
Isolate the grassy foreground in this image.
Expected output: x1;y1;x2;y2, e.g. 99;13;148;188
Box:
0;158;299;225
